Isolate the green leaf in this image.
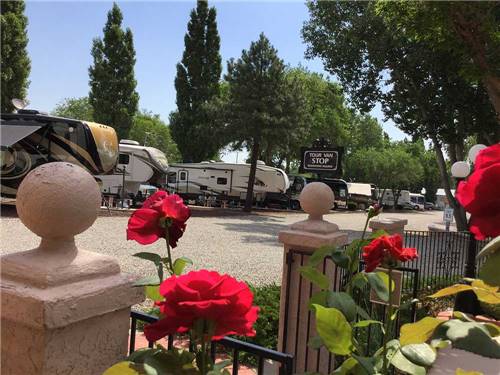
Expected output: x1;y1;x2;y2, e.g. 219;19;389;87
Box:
308;290;331;309
476;236;500;259
479;251;500;287
128;348;159;363
470;279;500;304
133;252;162;265
453;311;475;322
429;339;451;349
437;320;500;359
326;292;358;322
456;369;484;375
369;229;388;239
145;285;163;301
401;343;436;367
331;357;361;374
300;266;330;290
308;335;324;350
484;323;500;337
331;249;350;269
356;306;372;320
351;272;368;290
103;361;143;375
312;304;354;355
172;257;193;276
429;284;474;298
366;272;390;302
400;317;443;346
351;354;376;374
134;275;161;287
390;349;426;375
353;320;383;328
308;245;335;267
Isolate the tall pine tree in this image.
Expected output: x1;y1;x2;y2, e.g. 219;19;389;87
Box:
89;3;138;140
225;33;287;211
1;0;31;113
170;0;222;162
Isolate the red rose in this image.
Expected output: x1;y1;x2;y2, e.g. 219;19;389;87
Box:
456;143;500;240
362;234;418;272
127;191;190;247
144;270;259;342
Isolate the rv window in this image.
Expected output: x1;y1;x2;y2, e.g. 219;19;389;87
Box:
179;171;187;181
217;177;227;185
118;154;130;165
167;172;177;183
200;185;207;191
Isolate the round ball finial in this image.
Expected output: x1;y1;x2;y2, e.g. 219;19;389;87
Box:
16;162;101;239
299;182;334;219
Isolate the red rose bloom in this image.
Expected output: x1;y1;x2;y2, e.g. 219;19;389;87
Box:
144;270;259;342
456;143;500;240
127;191;190;247
362;234;418;272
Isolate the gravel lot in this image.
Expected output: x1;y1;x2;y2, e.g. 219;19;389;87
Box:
0;207;443;285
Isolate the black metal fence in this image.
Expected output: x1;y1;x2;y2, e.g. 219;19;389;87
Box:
129;310;294;375
403;230;488;290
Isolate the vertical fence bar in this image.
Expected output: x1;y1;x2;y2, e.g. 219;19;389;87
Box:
129;316;137;355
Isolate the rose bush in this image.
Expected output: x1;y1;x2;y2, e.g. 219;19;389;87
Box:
456;143;500;240
127;190;190;247
144;270;259;342
362;233;418;272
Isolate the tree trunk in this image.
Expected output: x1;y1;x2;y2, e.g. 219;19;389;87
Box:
433;138;468;231
392;188;401;210
244;140;260;212
482;75;500;125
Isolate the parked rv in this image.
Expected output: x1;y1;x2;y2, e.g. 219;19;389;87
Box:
97;140;169;201
1;108;118;203
287;176;348;210
346;182;377;210
410;193;426;210
166;161;289;206
377;189;412;209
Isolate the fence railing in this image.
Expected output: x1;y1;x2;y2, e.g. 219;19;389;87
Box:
403;230;488;290
129;310;294;375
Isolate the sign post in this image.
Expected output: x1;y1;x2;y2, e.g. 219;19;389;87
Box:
299;147;344;177
443;206;454;231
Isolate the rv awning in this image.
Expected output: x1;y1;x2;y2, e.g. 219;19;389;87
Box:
1;124;42;147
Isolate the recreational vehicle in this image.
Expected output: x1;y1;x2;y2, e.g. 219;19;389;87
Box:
1;107;118;202
97;140;169;200
346;182;377;210
378;189;411;209
410;193;426;210
166;161;289;205
287;176;348;210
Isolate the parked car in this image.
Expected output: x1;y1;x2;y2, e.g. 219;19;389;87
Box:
425;201;435;210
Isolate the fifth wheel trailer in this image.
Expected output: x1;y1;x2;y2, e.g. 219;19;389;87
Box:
165;161;289;205
96;140;169;200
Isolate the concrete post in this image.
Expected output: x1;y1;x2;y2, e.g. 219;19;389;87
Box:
369;217;408;236
1;162;143;375
278;182;348;373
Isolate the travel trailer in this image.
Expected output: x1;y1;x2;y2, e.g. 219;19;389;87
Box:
1;107;118;203
166;161;289;205
97;140;169;200
346;182;377;210
378;189;411;209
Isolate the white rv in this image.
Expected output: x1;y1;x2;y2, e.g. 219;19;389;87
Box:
97;140;169;200
410;193;425;210
378;189;411;209
166;161;289;205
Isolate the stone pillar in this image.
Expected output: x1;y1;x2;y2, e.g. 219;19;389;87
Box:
278;182;348;374
1;162;143;375
369;217;408;236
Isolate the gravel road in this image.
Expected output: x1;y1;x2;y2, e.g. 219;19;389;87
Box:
0;208;443;285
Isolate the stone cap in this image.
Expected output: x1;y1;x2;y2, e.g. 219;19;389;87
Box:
279;230;348;252
369;218;408;231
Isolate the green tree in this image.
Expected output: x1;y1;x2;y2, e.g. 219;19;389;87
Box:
52;97;93;121
302;1;498;229
225;33;287;211
170;0;222;162
129;111;181;163
375;1;500;124
347;113;387;154
1;0;30;113
89;2;139;140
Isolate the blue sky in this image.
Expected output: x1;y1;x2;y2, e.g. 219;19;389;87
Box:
25;1;405;161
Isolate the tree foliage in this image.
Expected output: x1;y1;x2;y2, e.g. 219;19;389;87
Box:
170;0;223;162
52;97;94;121
1;0;31;113
224;33;288;210
302;0;499;229
129;111;181;163
89;2;139;140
